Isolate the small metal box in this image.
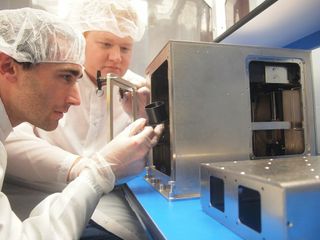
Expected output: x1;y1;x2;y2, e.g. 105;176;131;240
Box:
201;156;320;240
144;40;315;200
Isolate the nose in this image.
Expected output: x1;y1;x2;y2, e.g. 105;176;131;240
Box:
67;82;81;106
109;45;121;63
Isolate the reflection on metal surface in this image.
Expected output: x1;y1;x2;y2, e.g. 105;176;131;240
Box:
154;0;177;19
178;2;197;30
213;0;277;42
143;0;213;74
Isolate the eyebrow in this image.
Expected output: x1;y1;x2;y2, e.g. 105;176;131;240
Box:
59;68;83;78
98;38;133;46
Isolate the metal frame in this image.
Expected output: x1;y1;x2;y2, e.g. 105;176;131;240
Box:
96;73;138;142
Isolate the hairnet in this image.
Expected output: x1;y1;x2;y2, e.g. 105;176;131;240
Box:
65;0;145;41
0;8;85;65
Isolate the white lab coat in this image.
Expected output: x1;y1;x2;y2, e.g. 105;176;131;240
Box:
0;99;105;240
4;70;148;240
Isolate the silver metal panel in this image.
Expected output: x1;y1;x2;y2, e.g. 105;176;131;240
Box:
311;47;320;154
251;121;291;130
170;42;252;196
145;40;315;199
200;156;320;240
132;0;214;75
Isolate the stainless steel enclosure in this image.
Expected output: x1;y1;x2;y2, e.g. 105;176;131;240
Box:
144;40;315;199
200;157;320;240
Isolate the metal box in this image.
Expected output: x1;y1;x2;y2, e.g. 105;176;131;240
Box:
144;40;315;199
200;156;320;240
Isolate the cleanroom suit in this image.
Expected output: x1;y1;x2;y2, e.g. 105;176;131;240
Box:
4;70;148;240
0;99;114;239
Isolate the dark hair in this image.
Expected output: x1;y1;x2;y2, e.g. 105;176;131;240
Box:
20;62;34;69
13;59;34;70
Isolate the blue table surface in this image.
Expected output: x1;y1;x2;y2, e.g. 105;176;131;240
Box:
127;175;243;240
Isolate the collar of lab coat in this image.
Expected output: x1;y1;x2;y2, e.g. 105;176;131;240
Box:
0;99;13;143
82;70;96;89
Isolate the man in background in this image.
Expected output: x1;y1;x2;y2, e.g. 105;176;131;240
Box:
4;1;161;239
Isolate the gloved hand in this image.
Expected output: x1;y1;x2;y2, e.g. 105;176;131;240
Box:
67;118;164;192
67;156;115;194
98;118;164;180
120;86;150;119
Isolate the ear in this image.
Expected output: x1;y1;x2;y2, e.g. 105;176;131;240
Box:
0;52;18;82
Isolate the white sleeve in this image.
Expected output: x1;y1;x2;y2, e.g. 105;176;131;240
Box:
1;169;103;239
123;69;147;87
4;123;78;190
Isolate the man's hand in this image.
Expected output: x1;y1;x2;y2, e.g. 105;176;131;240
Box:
100;118;163;179
120;86;150;119
68;118;164;190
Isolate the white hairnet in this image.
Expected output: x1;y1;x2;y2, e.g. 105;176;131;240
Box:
65;0;145;41
0;8;85;65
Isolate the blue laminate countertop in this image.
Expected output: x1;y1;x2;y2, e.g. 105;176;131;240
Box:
127;175;243;240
